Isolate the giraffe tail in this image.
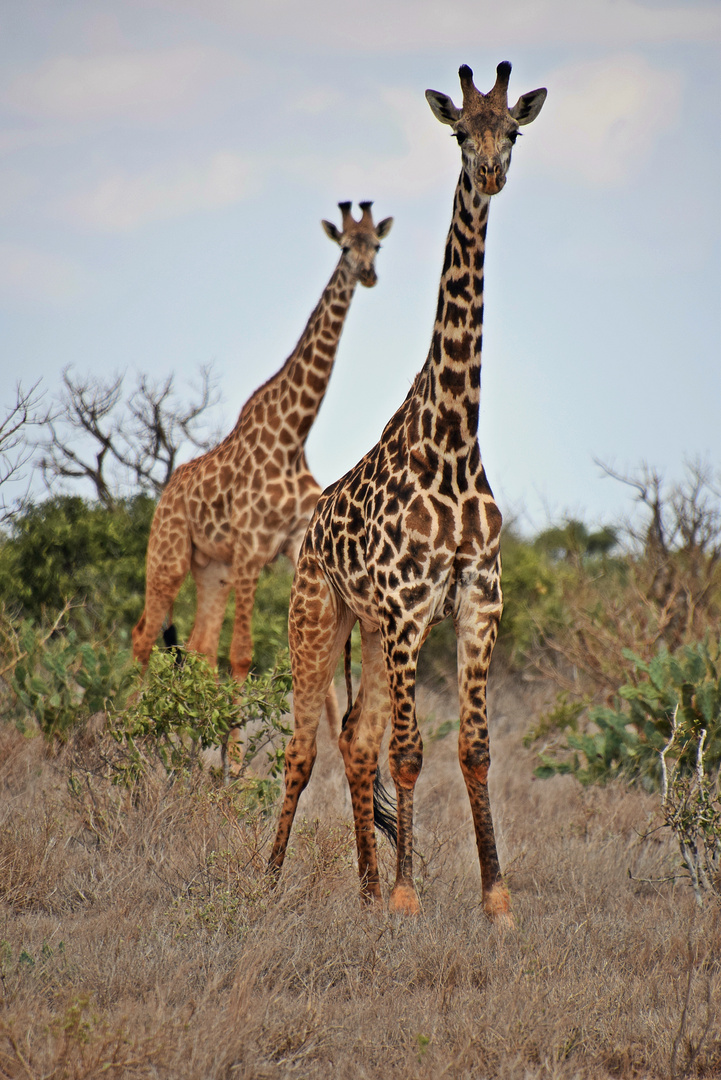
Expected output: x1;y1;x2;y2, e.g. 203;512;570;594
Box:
162;611;183;666
341;634;353;730
341;633;397;847
373;769;398;849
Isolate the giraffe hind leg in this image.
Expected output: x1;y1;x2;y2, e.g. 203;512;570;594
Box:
338;626;393;903
380;615;427;917
268;558;352;877
132;577;186;669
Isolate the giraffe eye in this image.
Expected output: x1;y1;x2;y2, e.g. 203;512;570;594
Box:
453;130;468;146
507;130;520;145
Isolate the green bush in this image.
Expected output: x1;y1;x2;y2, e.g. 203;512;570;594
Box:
0;494;155;642
112;647;292;788
249;560;294;672
531;637;721;790
499;527;568;658
7;616;135;741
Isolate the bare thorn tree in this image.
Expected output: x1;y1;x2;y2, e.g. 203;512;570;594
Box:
37;372;123;509
35;365;221;508
122;368;218;491
597;458;721;561
532;460;721;697
0;382;48;523
596;458;721;649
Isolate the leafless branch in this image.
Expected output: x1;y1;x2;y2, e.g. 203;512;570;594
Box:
119;364;219;492
33;365;221;507
0;381;48;523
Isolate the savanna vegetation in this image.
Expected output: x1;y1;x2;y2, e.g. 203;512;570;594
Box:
0;378;719;1078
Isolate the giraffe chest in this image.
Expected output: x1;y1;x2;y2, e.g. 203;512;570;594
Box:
313;457;502;629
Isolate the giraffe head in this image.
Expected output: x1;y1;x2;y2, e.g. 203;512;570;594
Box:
426;62;546;198
321;201;393;288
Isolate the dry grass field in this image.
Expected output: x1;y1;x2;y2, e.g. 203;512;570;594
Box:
0;669;718;1079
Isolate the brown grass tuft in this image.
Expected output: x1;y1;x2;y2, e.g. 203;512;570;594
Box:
0;674;719;1078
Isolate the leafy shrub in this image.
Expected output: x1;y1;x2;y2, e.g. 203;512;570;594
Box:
249;560;294;672
6;616;134;741
0;493;155;641
112;647;292;787
531;466;721;698
498;527;568;658
530;637;721;790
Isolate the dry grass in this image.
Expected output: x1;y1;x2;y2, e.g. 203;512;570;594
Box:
0;671;719;1079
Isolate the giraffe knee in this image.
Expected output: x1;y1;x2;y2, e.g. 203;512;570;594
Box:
390;750;423;789
459;746;490;784
230;654;252;681
284;738;317;785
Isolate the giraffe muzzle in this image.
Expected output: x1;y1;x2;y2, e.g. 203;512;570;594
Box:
475;164;506;196
359;268;378;288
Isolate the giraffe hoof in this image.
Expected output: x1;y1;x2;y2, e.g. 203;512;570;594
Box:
389;883;421;916
483;883;514;929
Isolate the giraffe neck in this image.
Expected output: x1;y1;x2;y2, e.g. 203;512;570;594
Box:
410;171;488;459
240;258;357;451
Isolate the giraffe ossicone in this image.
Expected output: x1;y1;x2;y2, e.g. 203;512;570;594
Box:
269;63;546;926
132;200;393;756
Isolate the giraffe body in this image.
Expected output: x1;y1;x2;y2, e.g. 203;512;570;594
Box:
132;203;392;739
269;64;546;924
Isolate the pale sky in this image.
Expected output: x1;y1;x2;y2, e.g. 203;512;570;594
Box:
1;1;720;531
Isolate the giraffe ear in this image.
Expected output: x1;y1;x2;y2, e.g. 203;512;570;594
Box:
376;217;393;240
425;89;462;126
322;220;342;243
510;87;547;125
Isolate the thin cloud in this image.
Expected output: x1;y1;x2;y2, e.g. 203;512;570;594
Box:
165;0;720;49
3;45;233;124
62;151;258;230
288;86;455;200
0;242;86;304
526;54;682;186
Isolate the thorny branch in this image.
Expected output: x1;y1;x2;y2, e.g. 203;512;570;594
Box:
660;707;720;907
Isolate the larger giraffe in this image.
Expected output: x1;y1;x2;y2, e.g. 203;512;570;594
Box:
132;202;393;737
269;63;546;924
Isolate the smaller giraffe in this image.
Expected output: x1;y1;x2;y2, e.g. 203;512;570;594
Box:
132;202;393;739
269;63;546;926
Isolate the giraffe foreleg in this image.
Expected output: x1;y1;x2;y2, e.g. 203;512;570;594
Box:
215;557;265;780
454;583;513;928
323;683;342;741
338;626;389;904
